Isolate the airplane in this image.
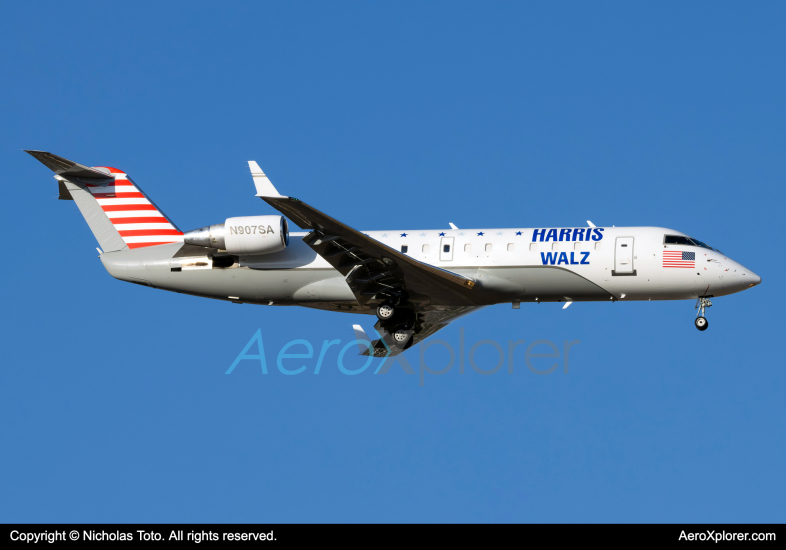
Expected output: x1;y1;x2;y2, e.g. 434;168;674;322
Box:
26;150;761;356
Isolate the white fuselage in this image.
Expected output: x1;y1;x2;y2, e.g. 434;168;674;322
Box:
237;226;760;303
102;225;761;307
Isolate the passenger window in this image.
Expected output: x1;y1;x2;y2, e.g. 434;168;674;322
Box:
507;243;514;252
443;245;451;253
621;244;627;247
464;244;471;252
422;244;429;253
485;243;492;252
529;243;537;251
595;242;602;250
401;245;408;253
574;242;581;251
552;242;559;251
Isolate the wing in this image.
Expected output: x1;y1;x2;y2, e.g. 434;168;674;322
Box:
355;305;485;356
249;162;482;309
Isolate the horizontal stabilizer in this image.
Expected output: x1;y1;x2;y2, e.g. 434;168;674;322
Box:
25;150;113;180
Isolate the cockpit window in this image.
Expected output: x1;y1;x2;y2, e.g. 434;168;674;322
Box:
664;235;694;246
689;239;715;251
664;235;721;253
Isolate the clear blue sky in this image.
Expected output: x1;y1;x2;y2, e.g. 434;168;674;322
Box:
1;1;784;522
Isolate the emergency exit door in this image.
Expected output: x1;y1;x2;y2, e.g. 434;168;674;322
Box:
440;237;455;261
613;237;635;275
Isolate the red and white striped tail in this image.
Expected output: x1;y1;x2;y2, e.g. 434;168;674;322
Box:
88;166;184;249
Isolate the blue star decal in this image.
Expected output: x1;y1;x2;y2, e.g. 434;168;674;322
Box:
439;232;445;236
477;231;484;236
400;233;407;237
516;231;522;236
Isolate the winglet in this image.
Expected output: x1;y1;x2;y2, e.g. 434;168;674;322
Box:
248;161;284;198
352;324;372;353
449;222;459;230
587;220;596;228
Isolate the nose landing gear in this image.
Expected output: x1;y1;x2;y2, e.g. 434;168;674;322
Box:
695;296;712;331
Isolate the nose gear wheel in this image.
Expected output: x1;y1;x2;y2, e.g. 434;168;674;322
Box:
694;296;712;331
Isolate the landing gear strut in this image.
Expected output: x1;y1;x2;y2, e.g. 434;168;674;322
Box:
695;296;712;331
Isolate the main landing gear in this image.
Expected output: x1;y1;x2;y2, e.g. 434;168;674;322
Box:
376;303;396;321
376;302;416;349
695;296;712;331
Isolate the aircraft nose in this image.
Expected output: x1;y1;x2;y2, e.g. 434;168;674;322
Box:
723;258;761;293
740;265;762;289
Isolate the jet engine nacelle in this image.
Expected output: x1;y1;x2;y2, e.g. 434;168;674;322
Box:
183;215;289;255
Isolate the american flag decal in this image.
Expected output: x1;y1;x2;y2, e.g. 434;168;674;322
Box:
663;250;695;268
88;166;184;249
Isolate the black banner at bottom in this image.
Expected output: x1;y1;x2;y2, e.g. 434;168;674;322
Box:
3;524;783;545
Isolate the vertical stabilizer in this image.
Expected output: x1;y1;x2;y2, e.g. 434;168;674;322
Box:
26;151;183;252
